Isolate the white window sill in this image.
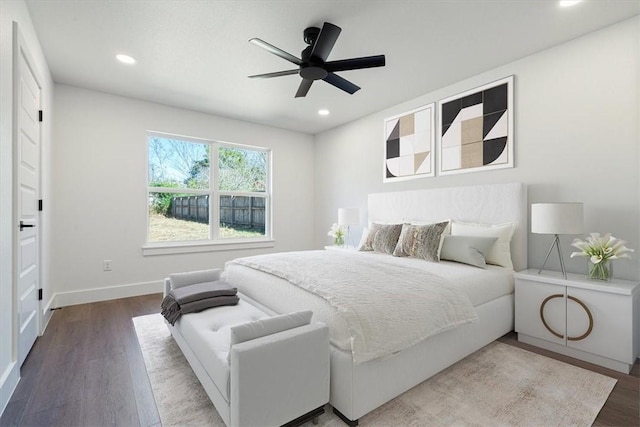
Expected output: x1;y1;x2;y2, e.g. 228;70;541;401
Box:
142;239;275;256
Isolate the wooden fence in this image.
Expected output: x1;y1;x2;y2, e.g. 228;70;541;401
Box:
170;195;265;229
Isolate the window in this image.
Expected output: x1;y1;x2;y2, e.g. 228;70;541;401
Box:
146;133;271;250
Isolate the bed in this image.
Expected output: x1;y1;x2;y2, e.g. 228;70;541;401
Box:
222;182;527;425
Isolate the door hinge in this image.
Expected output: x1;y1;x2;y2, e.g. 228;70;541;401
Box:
39;110;43;122
38;289;43;301
38;199;43;211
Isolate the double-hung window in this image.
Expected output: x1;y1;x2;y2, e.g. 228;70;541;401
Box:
146;132;271;253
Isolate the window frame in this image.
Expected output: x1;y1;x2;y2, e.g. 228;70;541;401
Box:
143;131;273;256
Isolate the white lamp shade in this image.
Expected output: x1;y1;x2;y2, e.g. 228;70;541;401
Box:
531;203;583;235
338;208;360;226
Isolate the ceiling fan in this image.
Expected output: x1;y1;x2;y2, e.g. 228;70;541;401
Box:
248;22;386;98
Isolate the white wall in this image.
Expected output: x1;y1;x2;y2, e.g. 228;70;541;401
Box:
314;17;640;281
0;0;54;415
51;84;315;305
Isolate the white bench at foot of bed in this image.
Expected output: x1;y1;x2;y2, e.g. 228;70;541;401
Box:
164;271;330;427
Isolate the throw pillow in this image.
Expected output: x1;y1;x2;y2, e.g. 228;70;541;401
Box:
392;221;449;262
450;221;515;269
230;310;313;347
372;223;403;254
440;235;498;268
359;223;403;254
169;268;222;289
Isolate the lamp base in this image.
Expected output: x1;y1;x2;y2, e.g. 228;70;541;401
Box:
344;226;355;248
538;234;567;279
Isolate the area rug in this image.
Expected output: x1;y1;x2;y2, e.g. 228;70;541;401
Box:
133;313;616;426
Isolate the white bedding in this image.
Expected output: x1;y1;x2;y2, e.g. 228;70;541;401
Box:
224;250;514;363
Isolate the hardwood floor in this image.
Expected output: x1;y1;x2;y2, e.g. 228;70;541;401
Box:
1;293;638;426
1;294;161;427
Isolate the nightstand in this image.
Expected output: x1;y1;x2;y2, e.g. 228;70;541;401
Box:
514;269;640;373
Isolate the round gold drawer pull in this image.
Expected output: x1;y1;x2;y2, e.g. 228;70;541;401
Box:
567;295;594;341
539;294;594;341
539;294;564;339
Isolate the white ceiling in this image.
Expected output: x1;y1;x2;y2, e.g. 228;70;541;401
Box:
26;0;639;135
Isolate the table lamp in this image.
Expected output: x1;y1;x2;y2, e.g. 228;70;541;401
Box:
338;208;360;248
531;202;583;279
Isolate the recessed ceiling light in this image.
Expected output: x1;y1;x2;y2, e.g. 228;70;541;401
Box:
318;109;330;116
559;0;582;7
116;54;136;64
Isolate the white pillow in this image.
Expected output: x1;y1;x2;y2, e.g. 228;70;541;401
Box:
450;221;515;269
440;235;498;268
169;268;221;289
230;310;313;347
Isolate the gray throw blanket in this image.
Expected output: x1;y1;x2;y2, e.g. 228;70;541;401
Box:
161;280;238;325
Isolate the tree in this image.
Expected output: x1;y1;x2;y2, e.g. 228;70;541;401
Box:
148;137;267;218
148;136;209;188
148;137;172;185
149;183;179;216
186;152;210;189
219;147;266;192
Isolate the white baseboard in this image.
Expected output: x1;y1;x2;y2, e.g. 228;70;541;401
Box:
41;295;55;333
53;280;164;308
0;361;19;418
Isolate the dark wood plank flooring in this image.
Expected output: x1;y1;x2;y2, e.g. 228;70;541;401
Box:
1;293;638;426
1;295;161;427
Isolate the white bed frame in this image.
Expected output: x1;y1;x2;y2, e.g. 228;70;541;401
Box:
244;182;528;425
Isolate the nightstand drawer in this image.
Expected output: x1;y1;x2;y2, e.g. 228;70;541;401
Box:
515;280;566;346
567;287;632;363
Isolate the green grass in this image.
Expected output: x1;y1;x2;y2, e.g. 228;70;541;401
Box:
148;214;264;241
219;225;264;238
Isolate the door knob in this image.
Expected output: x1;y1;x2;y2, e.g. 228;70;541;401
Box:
19;221;35;231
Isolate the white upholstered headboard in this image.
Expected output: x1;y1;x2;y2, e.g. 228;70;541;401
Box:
368;182;527;271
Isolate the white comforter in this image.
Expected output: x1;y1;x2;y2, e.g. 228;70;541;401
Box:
227;250;479;364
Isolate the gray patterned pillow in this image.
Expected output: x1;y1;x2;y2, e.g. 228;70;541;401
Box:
392;221;449;261
372;224;403;254
359;223;402;254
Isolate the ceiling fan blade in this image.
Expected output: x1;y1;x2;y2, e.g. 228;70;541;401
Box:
325;55;386;73
310;22;341;62
295;79;313;98
323;73;360;95
248;69;300;79
249;38;302;66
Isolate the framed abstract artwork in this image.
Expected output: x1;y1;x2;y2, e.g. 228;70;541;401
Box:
383;104;435;183
437;76;514;176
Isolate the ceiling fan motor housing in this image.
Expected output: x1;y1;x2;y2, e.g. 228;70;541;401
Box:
248;22;385;97
300;65;328;80
300;27;328;80
303;27;321;45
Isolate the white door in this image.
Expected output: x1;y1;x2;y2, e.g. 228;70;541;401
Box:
15;29;41;366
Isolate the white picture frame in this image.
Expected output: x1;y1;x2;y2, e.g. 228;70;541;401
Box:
437;76;514;176
383;103;435;183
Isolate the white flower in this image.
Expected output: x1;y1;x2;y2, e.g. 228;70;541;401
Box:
327;223;344;239
570;232;634;265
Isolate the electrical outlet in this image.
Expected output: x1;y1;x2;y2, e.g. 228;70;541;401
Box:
103;260;112;271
